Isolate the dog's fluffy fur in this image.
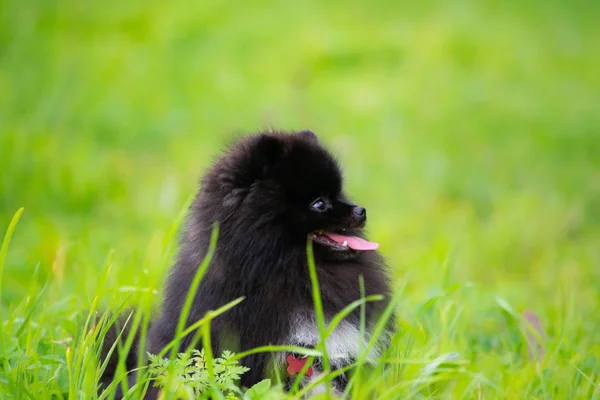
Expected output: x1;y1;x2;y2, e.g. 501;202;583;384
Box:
101;130;394;397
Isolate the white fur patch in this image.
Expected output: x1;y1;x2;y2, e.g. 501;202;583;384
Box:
285;311;384;368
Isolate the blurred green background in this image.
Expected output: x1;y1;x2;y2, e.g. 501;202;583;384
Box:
1;0;599;397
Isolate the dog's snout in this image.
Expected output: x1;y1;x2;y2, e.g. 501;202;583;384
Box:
353;206;366;218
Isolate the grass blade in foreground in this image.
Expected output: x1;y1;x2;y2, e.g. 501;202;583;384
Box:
0;208;24;374
305;239;333;397
169;223;220;363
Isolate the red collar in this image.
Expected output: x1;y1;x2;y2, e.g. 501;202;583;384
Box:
286;354;313;377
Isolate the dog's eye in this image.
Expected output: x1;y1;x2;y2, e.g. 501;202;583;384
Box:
310;198;328;212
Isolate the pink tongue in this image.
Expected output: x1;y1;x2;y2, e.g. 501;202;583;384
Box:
322;232;379;251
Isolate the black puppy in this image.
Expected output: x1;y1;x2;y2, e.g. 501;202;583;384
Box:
102;130;394;397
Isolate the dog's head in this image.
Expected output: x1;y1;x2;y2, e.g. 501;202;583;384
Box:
206;130;378;259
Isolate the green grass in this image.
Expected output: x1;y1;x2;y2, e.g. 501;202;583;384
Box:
1;0;600;398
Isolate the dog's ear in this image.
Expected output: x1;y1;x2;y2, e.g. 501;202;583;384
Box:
298;130;318;143
217;134;285;207
251;134;284;167
243;133;287;182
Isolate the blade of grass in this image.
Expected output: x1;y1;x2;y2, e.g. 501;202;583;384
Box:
157;296;245;359
295;362;356;398
130;197;194;397
324;294;383;339
14;280;50;337
232;345;322;361
351;276;367;400
343;280;405;398
289;293;383;393
169;223;219;362
305;238;332;398
0;207;24;374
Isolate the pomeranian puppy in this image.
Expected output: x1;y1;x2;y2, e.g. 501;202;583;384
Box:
102;130;394;398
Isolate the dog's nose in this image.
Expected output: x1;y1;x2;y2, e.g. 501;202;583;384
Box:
353;206;366;218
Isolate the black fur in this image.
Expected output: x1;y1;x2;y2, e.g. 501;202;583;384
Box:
100;130;394;398
96;312;141;392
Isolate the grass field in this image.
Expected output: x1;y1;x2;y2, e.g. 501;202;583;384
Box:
1;0;599;398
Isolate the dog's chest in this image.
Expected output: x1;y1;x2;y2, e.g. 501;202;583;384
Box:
286;312;378;368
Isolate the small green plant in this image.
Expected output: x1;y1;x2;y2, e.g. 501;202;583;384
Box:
147;349;274;399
